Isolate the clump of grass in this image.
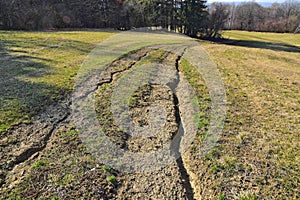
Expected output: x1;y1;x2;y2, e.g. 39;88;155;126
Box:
204;147;222;161
209;161;224;174
222;156;237;170
238;194;258;200
51;196;59;200
59;130;77;136
32;160;47;170
5;194;22;200
100;165;111;172
0;124;8;133
219;193;226;200
107;175;117;184
128;96;138;107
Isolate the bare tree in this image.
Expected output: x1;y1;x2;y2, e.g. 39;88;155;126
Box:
207;2;229;38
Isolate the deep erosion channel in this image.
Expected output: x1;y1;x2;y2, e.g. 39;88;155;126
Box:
0;46;210;199
95;48;202;199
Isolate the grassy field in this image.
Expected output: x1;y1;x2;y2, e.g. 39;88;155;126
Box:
189;30;300;199
0;30;117;199
0;31;114;133
0;30;299;199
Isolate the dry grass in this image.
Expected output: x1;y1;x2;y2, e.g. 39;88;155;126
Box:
0;30;299;199
186;31;300;199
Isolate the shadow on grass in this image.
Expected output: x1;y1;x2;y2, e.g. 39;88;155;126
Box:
0;42;60;127
205;38;300;53
0;35;93;128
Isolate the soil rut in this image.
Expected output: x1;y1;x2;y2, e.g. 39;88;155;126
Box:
0;100;70;188
1;47;197;199
96;48;195;199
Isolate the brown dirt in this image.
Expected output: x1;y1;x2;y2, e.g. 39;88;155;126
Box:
1;47;200;199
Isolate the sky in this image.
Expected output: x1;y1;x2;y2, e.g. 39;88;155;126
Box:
206;0;285;3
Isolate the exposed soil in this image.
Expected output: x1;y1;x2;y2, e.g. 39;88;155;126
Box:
95;48;195;199
0;100;70;189
1;31;299;200
1;47;201;199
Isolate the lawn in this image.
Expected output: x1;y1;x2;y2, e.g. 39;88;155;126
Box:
0;30;114;133
0;30;299;199
186;30;300;199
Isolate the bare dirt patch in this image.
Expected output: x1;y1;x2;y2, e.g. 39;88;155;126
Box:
1;46;206;199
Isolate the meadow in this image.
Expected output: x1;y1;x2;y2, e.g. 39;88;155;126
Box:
193;30;300;199
0;30;299;199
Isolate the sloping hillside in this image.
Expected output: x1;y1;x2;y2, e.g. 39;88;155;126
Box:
0;30;299;199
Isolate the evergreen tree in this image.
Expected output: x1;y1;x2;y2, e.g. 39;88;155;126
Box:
0;0;210;37
184;0;208;37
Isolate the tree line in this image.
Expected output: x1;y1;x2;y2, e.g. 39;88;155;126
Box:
0;0;299;37
0;0;117;30
0;0;216;37
210;0;300;33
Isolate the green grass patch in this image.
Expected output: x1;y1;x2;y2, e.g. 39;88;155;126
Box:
238;194;258;200
0;124;9;133
32;160;48;170
218;193;226;200
0;31;115;131
178;58;211;140
224;30;300;47
100;165;111;172
107;175;117;184
51;196;60;200
59;129;77;136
